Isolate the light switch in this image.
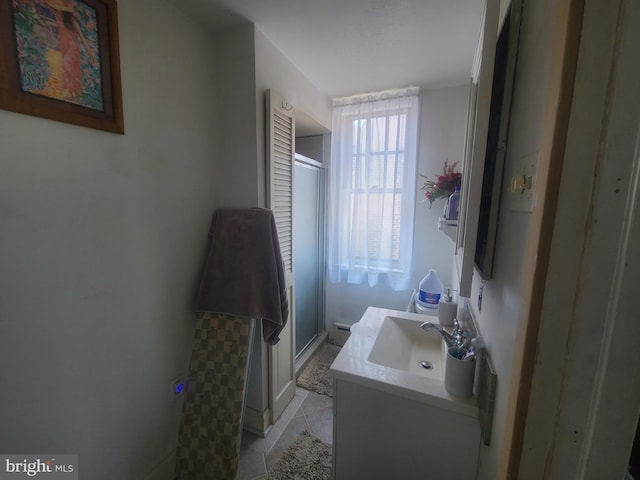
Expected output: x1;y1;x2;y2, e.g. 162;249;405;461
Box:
510;174;530;194
171;375;186;401
510;152;538;213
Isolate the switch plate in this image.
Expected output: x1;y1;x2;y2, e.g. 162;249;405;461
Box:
510;152;538;213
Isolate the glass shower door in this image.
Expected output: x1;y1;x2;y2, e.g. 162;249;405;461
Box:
293;160;323;356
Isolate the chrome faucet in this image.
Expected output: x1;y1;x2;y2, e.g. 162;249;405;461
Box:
420;320;465;348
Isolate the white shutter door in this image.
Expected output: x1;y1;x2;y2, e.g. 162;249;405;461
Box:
266;89;296;423
271;112;293;272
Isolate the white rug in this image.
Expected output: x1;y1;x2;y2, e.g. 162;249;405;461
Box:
266;430;332;480
296;343;341;397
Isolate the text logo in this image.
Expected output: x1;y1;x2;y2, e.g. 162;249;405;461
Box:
0;455;77;479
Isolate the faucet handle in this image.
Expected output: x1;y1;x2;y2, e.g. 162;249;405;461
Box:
452;318;462;334
451;319;468;348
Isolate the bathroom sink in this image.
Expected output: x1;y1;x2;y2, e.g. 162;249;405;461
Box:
330;307;478;418
367;316;446;379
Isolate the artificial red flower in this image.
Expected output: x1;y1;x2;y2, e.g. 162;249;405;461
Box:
420;160;461;206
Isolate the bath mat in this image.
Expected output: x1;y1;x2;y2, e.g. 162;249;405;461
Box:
267;430;332;480
296;343;341;397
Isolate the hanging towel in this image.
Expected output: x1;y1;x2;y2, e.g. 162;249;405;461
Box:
194;208;288;345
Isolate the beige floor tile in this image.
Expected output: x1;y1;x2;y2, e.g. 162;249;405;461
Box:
235;445;266;480
238;386;335;476
265;414;310;470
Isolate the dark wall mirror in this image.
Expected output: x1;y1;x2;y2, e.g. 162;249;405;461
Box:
456;0;524;295
474;2;522;278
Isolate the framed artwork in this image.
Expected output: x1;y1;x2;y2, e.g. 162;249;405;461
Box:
0;0;124;133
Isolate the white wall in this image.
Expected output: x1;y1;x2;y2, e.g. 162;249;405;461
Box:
413;85;470;295
296;135;326;161
254;27;332;161
211;25;259;209
0;2;219;478
325;84;469;334
471;0;556;477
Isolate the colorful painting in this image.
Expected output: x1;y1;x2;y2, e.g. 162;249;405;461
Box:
12;0;102;110
0;0;123;133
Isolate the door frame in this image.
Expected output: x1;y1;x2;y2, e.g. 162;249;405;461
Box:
511;0;640;477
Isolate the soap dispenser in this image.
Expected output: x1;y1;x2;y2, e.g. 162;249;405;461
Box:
438;288;457;326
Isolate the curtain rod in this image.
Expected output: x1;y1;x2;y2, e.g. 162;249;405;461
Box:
332;86;420;107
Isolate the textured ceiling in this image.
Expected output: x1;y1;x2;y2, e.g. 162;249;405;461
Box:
170;0;485;99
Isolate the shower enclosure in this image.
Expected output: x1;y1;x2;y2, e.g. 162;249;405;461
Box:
293;153;326;356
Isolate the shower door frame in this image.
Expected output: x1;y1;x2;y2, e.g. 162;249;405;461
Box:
293;153;326;358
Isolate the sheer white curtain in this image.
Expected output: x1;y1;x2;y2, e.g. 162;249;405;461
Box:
327;88;420;291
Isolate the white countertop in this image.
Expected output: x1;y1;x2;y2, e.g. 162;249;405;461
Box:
329;306;479;418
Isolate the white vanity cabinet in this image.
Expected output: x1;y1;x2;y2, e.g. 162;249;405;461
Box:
329;307;482;480
332;378;480;480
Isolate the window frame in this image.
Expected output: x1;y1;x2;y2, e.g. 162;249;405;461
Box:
341;108;412;273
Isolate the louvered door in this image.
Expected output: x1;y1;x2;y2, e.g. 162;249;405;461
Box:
266;89;296;423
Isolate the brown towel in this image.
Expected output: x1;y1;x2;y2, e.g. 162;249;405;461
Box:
194;208;288;345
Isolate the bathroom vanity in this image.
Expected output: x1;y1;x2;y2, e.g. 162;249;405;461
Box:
330;307;481;480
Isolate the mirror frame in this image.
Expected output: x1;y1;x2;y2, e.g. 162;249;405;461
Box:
475;1;523;279
455;0;523;296
456;0;500;297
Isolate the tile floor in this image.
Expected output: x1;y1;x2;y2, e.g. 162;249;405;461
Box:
236;387;333;480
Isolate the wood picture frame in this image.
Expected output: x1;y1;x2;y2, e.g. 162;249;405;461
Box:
0;0;124;134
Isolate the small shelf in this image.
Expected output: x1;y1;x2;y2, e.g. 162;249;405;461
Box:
438;217;458;242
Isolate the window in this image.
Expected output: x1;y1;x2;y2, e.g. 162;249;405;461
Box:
350;114;406;264
328;88;420;290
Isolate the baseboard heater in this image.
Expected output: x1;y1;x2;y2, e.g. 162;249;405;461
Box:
332;322;352;347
